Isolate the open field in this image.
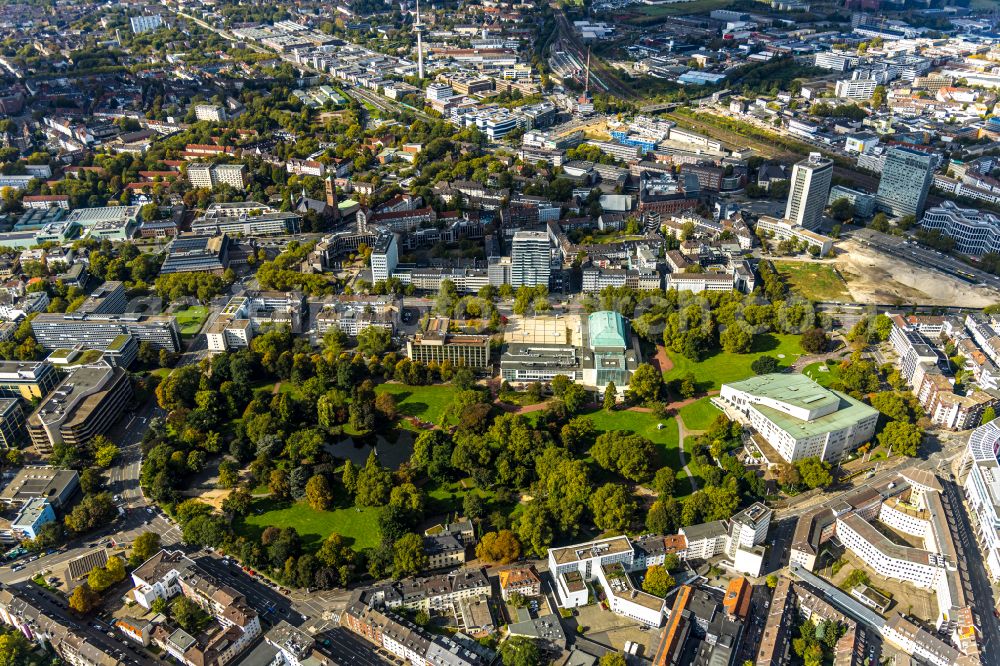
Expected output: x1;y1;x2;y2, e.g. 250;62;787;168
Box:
803;360;842;388
620;0;735;23
426;478;499;516
584;409;681;472
664;111;800;161
235;497;381;551
678;397;721;431
175;306;210;336
773;261;851;302
836;239;1000;307
664;333;805;391
373;383;458;428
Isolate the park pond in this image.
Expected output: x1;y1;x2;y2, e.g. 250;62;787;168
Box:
324;430;416;469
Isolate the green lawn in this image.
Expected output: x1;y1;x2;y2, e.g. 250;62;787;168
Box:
175;306;210;336
678;398;721;432
235;497;381;551
426;478;498;516
375;383;458;427
664;333;805;391
773;262;850;302
584;408;681;472
803;359;842;388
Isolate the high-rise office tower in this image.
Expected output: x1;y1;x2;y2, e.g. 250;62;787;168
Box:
511;230;551;289
876;146;935;219
785;153;834;230
370;232;399;284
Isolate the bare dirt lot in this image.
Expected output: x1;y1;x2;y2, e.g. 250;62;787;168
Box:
835;240;1000;307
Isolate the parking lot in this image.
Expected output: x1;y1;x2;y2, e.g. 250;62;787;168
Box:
566;601;659;658
193;554;304;627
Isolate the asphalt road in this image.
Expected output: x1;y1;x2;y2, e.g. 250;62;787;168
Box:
316;627;396;666
943;478;1000;666
734;583;772;663
763;517;798;573
191;554;306;626
9;582;156;665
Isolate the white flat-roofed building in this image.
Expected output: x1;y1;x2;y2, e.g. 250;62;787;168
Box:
814;51;860;71
187;163;248;190
837;512;945;590
921;200;1000;256
511;230;550;289
755;216;834;255
727;502;772;559
0;176;34;190
720;373;879;463
547;536;664;626
959;420;1000;581
785;153;833;231
192;202;300;236
130;14;163;33
426;83;454;102
314;295;400;337
835;76;877;100
680;521;729;560
370;232;398;284
664;272;735;293
66;205;141;229
206;318;252;353
548;535;634;606
193;105;226;122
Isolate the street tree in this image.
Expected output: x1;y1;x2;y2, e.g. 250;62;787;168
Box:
877;421;922;457
69;584;100;614
796;457;832;489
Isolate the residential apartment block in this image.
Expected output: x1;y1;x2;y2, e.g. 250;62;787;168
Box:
314;295;401;337
131;550;262;666
0;588;125;666
187;163;249;190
